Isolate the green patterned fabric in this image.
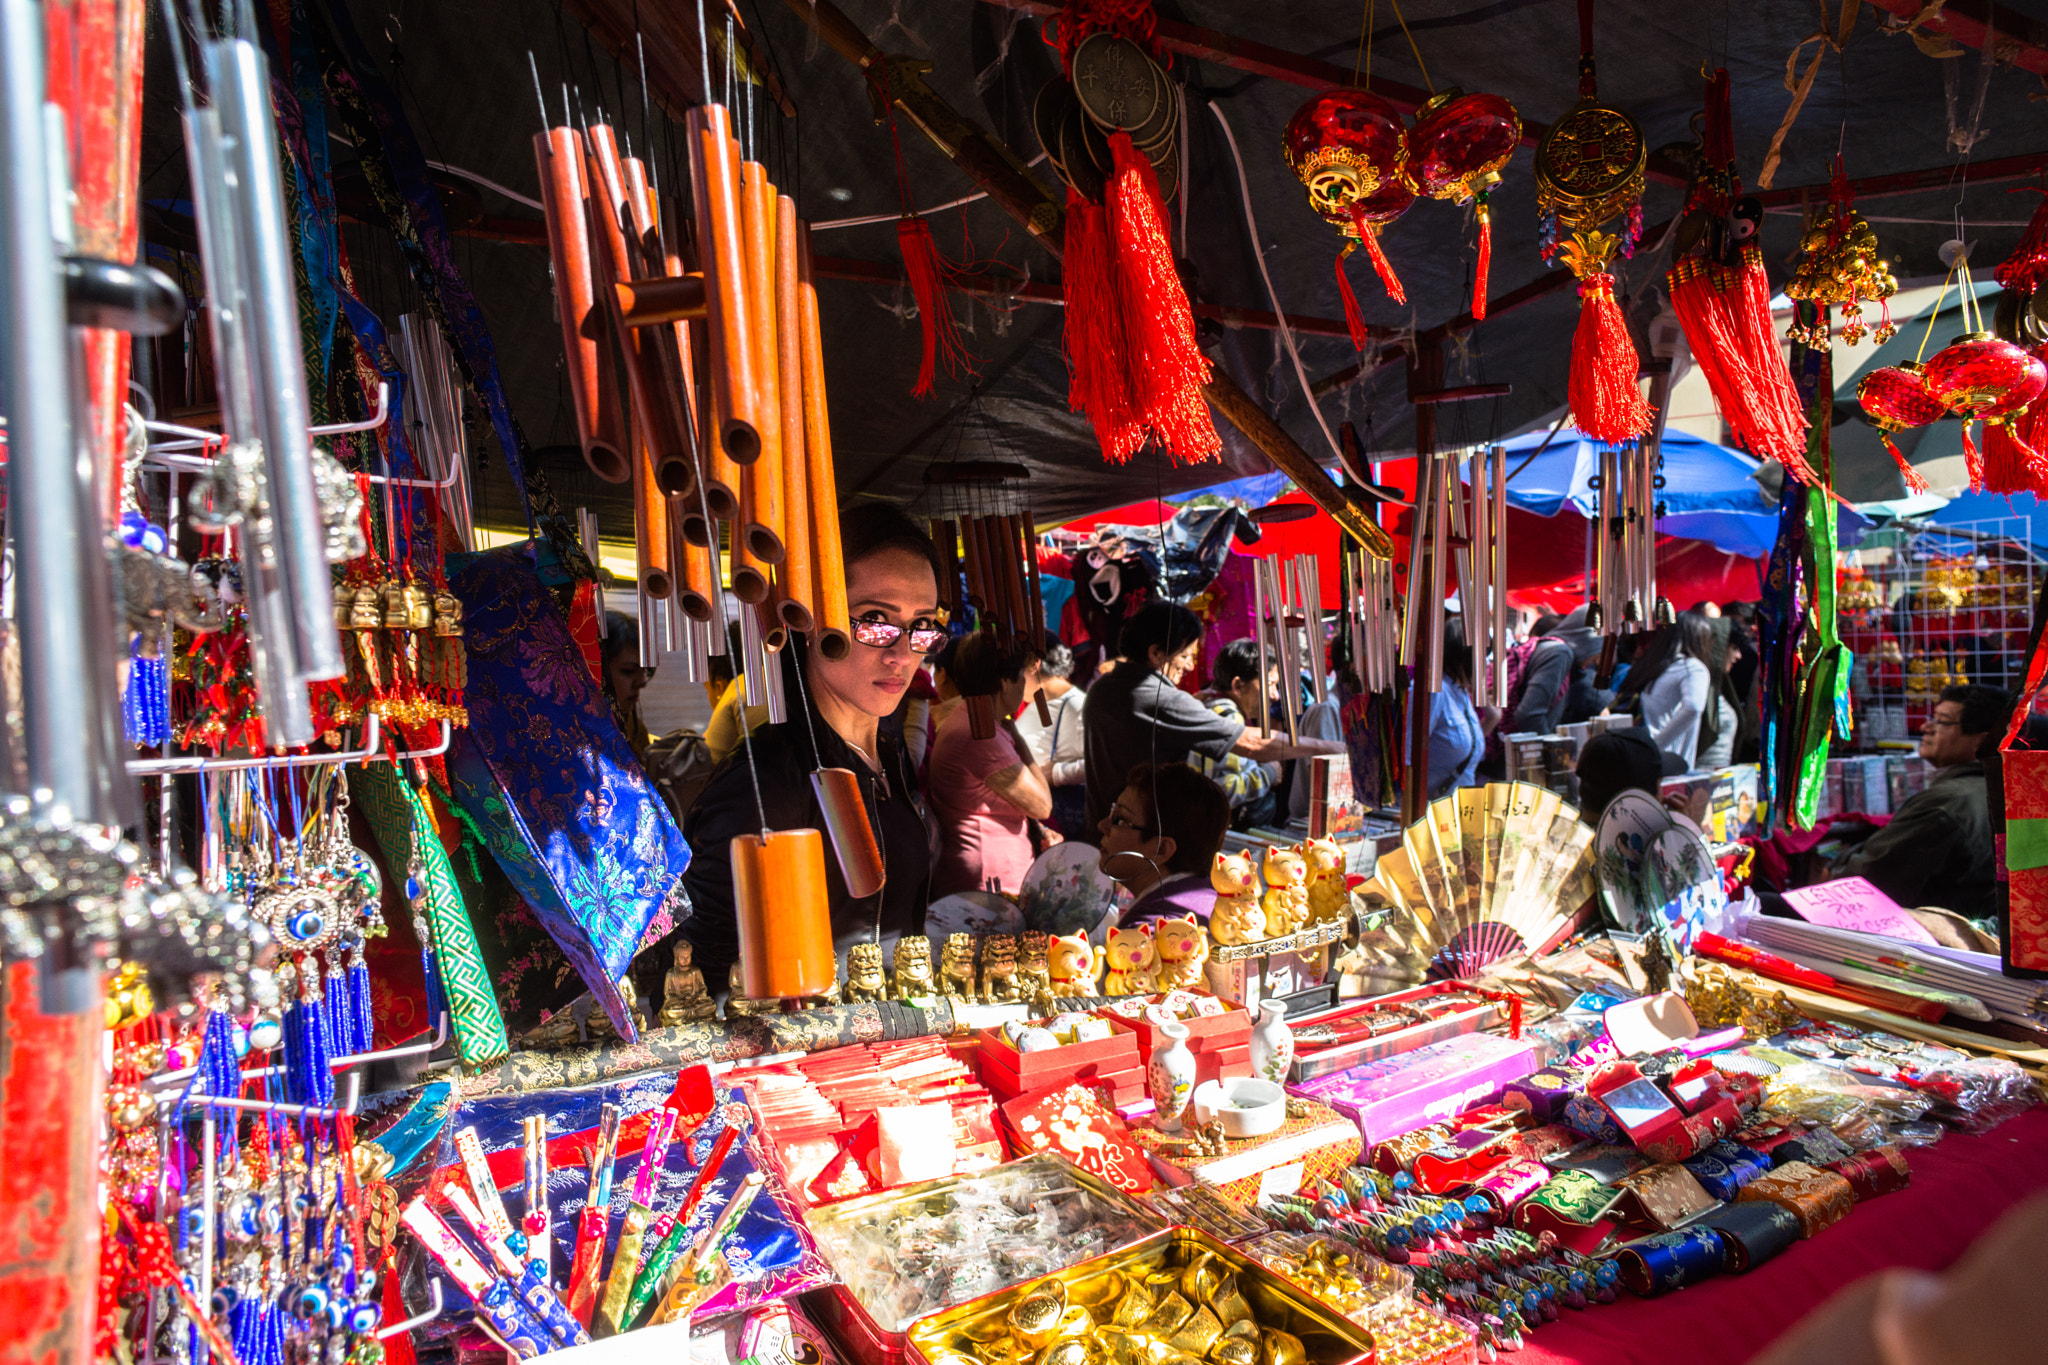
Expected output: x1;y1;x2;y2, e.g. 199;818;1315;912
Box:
1792;343;1852;830
353;763;509;1068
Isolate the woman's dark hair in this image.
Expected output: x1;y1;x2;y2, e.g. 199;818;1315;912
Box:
1442;615;1474;688
951;630;1037;697
1124;762;1231;875
1116;600;1204;665
1615;611;1718;702
1039;640;1075;679
838;501;943;581
601;611;640;665
1940;683;2015;759
929;632;961;678
1212;638;1263;690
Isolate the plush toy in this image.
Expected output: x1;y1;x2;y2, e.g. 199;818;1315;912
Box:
1102;924;1157;996
1302;837;1350;925
1210;850;1268;946
1261;846;1310;935
1047;932;1101;997
1152;913;1211;991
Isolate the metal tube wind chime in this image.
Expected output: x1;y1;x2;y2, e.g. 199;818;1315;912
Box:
1453;444;1510;707
1589;441;1668;684
1251;554;1328;744
932;505;1048;739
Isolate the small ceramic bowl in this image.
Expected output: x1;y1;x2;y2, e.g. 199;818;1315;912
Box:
1190;1077;1288;1138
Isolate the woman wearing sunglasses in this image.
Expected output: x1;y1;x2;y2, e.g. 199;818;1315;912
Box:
639;503;944;1005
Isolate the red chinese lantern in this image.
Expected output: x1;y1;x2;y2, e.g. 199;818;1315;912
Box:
1857;363;1946;494
1404;88;1520;319
1921;333;2048;493
1284;89;1409;349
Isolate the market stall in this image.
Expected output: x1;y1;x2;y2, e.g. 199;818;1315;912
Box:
10;2;2048;1365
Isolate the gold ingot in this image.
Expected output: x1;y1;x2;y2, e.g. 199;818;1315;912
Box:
350;585;383;630
1038;1341;1090;1365
1010;1285;1070;1344
1259;1330;1306;1365
1178;1252;1221;1306
1220;1321;1260;1342
1210;1339;1258;1365
1167;1307;1224;1357
1075;1273;1126;1313
1113;1280;1159;1330
1140;1292;1195;1339
1210;1276;1252;1328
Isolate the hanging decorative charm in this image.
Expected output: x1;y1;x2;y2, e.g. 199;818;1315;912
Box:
1534;3;1653;445
1665;71;1814;480
1784;159;1897;346
1923;331;2048;490
1035;14;1218;466
1283;88;1412;348
1856;364;1947;494
1403;87;1521;319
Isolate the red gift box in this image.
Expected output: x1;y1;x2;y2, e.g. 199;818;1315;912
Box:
974;1017;1142;1094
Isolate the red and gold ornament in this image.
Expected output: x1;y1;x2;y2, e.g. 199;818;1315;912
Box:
1856;363;1946;494
1403;88;1520;320
1283;88;1411;349
1923;332;2048;493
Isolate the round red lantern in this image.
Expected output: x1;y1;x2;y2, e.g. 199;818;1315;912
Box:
1404;88;1520;202
1283;89;1407;219
1921;332;2048;421
1858;362;1947;494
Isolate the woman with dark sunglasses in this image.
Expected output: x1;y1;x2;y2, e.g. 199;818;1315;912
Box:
636;503;943;1006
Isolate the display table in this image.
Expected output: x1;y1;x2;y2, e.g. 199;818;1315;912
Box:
1516;1106;2048;1364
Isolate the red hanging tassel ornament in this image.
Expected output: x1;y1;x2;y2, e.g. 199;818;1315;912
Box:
1980;423;2044;495
1567;272;1654;446
1995;186;2048;293
1962;418;1984;491
1103;130;1220;464
1472;194;1492;321
1335;252;1371;353
1880;434;1929;495
897;215;971;399
1061;188;1142;463
1345;207;1407;305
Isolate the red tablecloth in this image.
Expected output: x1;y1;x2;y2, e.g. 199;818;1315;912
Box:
1513;1105;2048;1365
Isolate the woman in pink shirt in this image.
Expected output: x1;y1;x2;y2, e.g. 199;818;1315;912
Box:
928;632;1051;896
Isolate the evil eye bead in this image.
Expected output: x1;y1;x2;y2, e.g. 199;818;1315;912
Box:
288;908;327;943
296;1282;329;1320
211;1284;239;1315
331;1246;356;1276
325;1296;349;1329
248;1014;283;1051
224;1193;259;1241
230;1023;251;1059
347;1301;382;1333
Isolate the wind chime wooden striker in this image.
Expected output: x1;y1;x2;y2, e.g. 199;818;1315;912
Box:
533;18;850;998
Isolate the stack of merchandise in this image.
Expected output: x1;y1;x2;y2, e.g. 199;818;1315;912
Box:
743;1038;1001;1204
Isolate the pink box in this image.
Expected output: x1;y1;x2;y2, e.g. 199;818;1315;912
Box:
1287;1033;1544;1156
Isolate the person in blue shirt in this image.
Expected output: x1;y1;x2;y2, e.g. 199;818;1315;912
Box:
1421;616;1492;799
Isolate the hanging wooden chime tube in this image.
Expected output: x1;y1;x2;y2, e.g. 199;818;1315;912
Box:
621;154;696;504
739;162;787;567
533;126;627;483
795;224;851;659
631;411;673;607
774;194;815;633
687;105;753;519
1023;508;1047;653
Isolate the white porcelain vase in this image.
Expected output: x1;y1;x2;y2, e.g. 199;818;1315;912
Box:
1149;1021;1197;1133
1249;998;1294;1083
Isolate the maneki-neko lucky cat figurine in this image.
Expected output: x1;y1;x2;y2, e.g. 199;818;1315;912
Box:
1209;849;1267;946
1152;913;1211;991
1047;931;1101;998
1302;836;1350;925
1102;924;1157;996
1261;846;1310;935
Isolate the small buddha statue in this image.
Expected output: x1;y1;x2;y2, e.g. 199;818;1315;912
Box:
658;940;716;1025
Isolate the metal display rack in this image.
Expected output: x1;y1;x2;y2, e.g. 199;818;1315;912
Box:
1837;514;2042;746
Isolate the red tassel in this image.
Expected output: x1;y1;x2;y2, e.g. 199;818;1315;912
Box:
1346;208;1406;305
1104;130;1220;464
1061;189;1141;463
1882;433;1929;495
1567;272;1654;446
1732;244;1814;465
1667;251;1811;477
1472;199;1492;321
1995;189;2048;294
1335;252;1371;352
1962;419;1984;491
1985;422;2048;495
897;215;971;399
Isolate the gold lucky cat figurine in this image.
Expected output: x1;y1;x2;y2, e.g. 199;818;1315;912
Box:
657;940;716;1025
893;936;937;1001
1101;924;1156;996
1046;931;1101;998
939;933;978;1000
842;943;889;1002
1260;846;1310;936
1301;837;1349;925
1209;849;1268;945
1152;913;1211;991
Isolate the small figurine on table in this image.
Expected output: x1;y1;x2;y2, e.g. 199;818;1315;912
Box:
658;940;716;1025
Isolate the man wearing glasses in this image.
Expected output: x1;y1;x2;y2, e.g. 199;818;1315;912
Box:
1833;684;2011;921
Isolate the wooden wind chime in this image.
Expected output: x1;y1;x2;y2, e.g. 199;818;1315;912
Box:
932;506;1049;740
534;71;855;1002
